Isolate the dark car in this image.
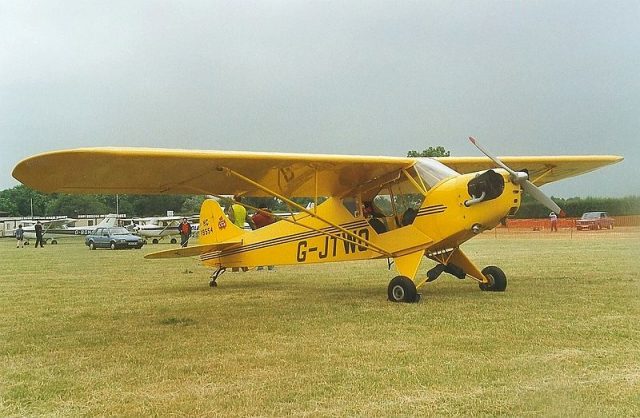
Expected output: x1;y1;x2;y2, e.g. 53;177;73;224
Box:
575;211;614;230
85;227;145;250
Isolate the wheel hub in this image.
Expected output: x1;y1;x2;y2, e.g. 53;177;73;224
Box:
392;285;405;300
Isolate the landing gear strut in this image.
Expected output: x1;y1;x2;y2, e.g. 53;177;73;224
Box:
209;267;226;287
387;276;420;303
426;263;465;282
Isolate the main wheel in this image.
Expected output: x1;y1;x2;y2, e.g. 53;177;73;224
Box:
387;276;419;303
479;266;507;292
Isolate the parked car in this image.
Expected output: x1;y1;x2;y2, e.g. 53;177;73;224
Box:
575;211;614;230
85;227;145;250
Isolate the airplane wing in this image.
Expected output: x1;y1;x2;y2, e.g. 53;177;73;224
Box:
13;148;622;197
437;155;622;186
144;241;242;259
13;148;414;197
41;218;75;230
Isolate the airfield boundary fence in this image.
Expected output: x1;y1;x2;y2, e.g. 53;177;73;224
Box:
485;215;640;239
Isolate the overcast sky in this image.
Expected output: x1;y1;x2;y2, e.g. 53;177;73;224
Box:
1;1;638;197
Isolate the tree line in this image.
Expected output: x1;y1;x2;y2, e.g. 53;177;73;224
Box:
1;184;638;219
0;185;299;218
516;195;640;218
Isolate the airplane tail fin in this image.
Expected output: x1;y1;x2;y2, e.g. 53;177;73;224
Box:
98;214;119;228
198;199;244;244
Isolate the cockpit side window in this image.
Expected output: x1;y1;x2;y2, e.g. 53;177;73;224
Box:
341;196;359;217
363;167;426;232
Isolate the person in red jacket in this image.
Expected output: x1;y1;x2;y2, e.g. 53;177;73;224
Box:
179;218;192;247
251;208;276;229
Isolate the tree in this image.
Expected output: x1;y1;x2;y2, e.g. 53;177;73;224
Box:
0;196;18;215
45;194;110;217
0;185;48;216
181;195;206;215
406;146;451;158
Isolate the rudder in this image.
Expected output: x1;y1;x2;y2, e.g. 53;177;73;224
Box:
98;214;119;228
199;199;244;244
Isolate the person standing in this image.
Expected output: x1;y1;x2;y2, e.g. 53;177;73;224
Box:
227;196;250;271
34;221;45;248
15;224;24;248
549;212;558;232
227;195;250;229
251;207;275;229
179;218;192;247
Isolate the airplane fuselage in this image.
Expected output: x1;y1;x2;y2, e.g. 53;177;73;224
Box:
200;170;520;270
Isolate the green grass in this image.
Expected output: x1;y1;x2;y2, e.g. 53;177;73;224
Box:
1;231;639;416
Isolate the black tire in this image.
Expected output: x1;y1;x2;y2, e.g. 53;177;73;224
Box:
110;242;116;250
89;241;96;250
387;276;419;303
479;266;507;292
51;240;58;245
170;238;177;244
152;239;159;244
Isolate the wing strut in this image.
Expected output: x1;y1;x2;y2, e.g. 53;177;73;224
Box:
218;166;393;257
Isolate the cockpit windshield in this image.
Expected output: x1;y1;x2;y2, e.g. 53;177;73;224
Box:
340;157;460;233
413;158;460;188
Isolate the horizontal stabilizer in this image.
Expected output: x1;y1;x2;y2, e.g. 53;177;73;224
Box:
144;241;242;259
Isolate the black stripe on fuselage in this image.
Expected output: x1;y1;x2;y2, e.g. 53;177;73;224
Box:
200;219;369;261
416;204;446;217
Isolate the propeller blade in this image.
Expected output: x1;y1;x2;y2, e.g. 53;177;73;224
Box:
468;136;517;176
521;180;563;216
469;136;564;216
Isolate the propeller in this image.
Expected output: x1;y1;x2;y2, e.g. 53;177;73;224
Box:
468;136;565;217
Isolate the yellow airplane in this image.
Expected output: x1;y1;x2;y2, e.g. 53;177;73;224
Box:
12;138;622;302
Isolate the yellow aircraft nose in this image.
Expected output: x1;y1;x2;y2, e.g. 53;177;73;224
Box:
459;169;521;233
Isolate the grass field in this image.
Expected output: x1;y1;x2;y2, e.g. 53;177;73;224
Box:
1;230;639;416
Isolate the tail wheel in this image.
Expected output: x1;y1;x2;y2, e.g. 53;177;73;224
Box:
479;266;507;292
388;276;419;303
